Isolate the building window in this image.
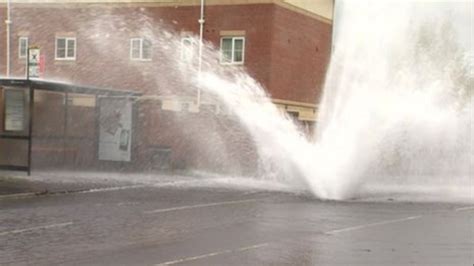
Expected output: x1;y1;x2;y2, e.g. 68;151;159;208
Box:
220;36;245;65
180;37;196;62
130;38;152;61
55;37;76;60
19;37;28;59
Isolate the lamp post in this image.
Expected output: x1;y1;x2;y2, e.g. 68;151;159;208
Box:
5;0;12;77
197;0;205;108
331;0;337;55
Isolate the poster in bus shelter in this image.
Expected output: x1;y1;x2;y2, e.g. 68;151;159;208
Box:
98;98;132;162
4;89;26;132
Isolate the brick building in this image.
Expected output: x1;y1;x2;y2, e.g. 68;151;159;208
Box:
0;0;333;173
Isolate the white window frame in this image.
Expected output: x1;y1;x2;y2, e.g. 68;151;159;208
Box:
130;38;152;61
220;36;245;65
18;37;28;59
180;37;196;62
55;37;76;61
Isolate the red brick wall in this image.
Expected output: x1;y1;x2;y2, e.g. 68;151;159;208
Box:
1;3;330;102
201;4;274;88
0;3;331;173
29;91;96;169
0;10;6;76
269;5;331;104
136;100;259;174
7;6;176;94
2;4;273;96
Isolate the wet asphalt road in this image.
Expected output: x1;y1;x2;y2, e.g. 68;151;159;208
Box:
0;183;473;265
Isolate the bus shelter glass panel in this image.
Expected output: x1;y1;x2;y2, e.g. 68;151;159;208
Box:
0;86;31;170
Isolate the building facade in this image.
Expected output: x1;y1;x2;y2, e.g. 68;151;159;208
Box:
0;0;333;173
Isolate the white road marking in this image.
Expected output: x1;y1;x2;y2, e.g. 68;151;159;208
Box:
0;192;37;200
237;243;269;251
79;185;146;194
144;198;263;214
0;222;73;236
0;179;266;199
455;206;474;212
79;179;227;195
325;215;422;235
155;243;269;265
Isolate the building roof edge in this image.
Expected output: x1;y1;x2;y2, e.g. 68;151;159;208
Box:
0;0;333;23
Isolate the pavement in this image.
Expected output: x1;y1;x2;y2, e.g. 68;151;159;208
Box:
0;172;123;197
0;172;473;265
0;170;209;198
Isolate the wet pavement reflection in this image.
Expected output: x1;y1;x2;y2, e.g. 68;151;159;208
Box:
0;185;472;265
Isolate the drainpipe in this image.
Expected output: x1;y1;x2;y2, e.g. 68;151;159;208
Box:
197;0;205;107
5;0;12;77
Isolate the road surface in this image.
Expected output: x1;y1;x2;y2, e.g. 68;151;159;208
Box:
1;181;473;265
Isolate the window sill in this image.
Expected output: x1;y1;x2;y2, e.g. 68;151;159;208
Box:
220;62;244;66
55;58;76;61
130;59;153;62
54;60;76;66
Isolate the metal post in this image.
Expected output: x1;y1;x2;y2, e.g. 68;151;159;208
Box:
197;0;205;108
95;94;100;161
27;82;34;176
63;92;68;166
330;0;337;55
25;48;33;175
26;48;30;80
5;0;12;77
130;96;137;164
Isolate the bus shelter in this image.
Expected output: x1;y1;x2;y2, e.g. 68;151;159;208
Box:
0;79;141;175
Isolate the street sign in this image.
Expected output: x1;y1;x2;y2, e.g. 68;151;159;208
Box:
28;47;41;78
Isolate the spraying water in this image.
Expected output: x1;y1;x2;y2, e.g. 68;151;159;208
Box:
13;1;471;202
191;0;473;200
315;1;472;200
